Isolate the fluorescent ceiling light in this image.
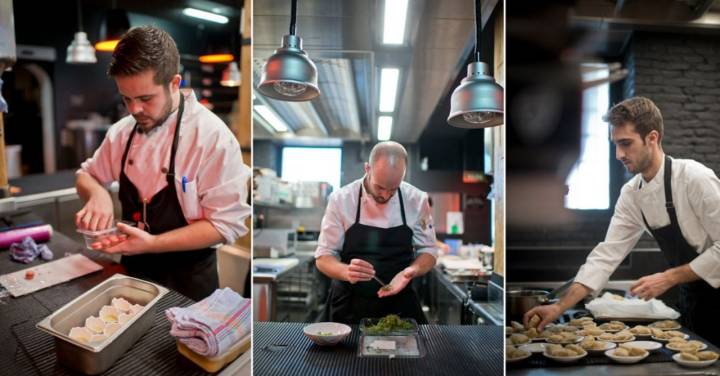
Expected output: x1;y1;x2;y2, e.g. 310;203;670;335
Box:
379;68;400;112
182;8;228;24
383;0;409;44
255;105;289;133
378;116;393;141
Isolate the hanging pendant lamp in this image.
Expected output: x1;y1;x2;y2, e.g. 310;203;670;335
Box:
257;0;319;101
447;0;503;128
66;0;97;64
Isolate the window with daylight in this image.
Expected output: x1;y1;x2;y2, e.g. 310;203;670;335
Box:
565;64;610;210
281;147;343;191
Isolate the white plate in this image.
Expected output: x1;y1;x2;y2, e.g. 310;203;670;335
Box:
601;335;636;343
666;341;708;352
624;341;662;352
546;335;585;344
598;325;629;333
605;348;649;364
543;350;588;363
672;353;718;368
519;343;545;354
506;351;532;363
649;321;681;331
585;341;617;355
651;334;689;342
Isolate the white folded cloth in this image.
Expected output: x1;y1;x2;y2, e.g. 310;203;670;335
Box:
585;292;680;320
165;287;251;357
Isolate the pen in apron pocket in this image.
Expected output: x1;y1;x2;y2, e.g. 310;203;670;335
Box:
182;176;187;193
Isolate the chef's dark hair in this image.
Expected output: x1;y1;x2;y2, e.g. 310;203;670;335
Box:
604;96;663;145
107;26;179;86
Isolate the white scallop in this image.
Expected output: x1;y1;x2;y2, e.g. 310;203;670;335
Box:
118;313;132;325
85;316;105;334
99;305;119;323
69;327;92;343
111;297;131;313
129;304;143;315
104;322;121;336
89;333;108;344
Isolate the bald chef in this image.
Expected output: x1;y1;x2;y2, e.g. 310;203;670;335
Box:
315;141;438;324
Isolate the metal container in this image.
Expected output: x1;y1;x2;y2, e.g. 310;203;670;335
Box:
506;289;550;319
36;274;169;375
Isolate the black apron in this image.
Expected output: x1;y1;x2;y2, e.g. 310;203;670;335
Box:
119;95;218;301
640;155;720;346
324;184;427;324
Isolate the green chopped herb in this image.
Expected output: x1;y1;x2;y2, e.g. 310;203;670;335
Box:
365;314;414;335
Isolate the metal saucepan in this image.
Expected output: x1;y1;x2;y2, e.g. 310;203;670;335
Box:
506;278;575;320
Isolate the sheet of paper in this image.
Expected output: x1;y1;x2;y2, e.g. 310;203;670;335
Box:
0;254;103;297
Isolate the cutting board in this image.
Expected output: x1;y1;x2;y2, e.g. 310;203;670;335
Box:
0;254;103;297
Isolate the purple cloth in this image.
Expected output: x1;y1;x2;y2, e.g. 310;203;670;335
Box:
9;236;53;263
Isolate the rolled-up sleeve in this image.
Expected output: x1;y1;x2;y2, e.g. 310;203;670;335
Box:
197;134;251;244
686;167;720;288
575;186;644;291
413;193;438;258
315;193;345;258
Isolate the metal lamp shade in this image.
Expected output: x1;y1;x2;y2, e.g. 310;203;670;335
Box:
257;34;320;101
66;32;97;64
447;61;504;128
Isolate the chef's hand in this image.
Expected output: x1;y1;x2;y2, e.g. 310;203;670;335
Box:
75;190;114;231
101;222;156;256
344;259;375;284
377;266;417;298
630;271;675;300
523;304;564;332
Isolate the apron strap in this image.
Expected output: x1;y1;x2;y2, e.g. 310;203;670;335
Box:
355;183;363;224
640;155;678;230
398;188;407;226
120;124;139;173
166;93;185;183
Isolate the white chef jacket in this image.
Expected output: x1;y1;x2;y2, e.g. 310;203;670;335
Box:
78;90;251;244
315;177;438;259
575;156;720;290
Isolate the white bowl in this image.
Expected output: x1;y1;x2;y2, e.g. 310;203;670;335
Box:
546;335;585;344
625;341;662;352
543;350;587;363
303;322;351;346
605;348;649;364
649;321;681;331
672;353;718;368
585;341;617;355
666;341;708;352
519;343;545;354
506;350;532;363
651;334;689;342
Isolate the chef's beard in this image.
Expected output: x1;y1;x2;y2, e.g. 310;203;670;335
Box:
134;88;174;132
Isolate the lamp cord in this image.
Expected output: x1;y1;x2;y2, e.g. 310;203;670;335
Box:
290;0;298;35
77;0;83;32
475;0;481;62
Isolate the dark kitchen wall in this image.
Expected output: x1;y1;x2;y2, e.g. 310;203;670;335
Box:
6;1;237;171
252;138;491;244
508;30;720;283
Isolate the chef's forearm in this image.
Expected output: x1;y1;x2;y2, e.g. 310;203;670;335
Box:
150;220;224;252
409;253;436;276
556;282;593;311
316;255;349;281
75;171;106;202
664;264;700;285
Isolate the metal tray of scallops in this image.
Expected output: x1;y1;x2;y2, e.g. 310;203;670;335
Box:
36;273;169;375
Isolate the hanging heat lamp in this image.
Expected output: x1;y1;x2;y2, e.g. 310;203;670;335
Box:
447;0;503;128
257;0;319;101
95;6;130;52
66;0;97;64
221;62;241;87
